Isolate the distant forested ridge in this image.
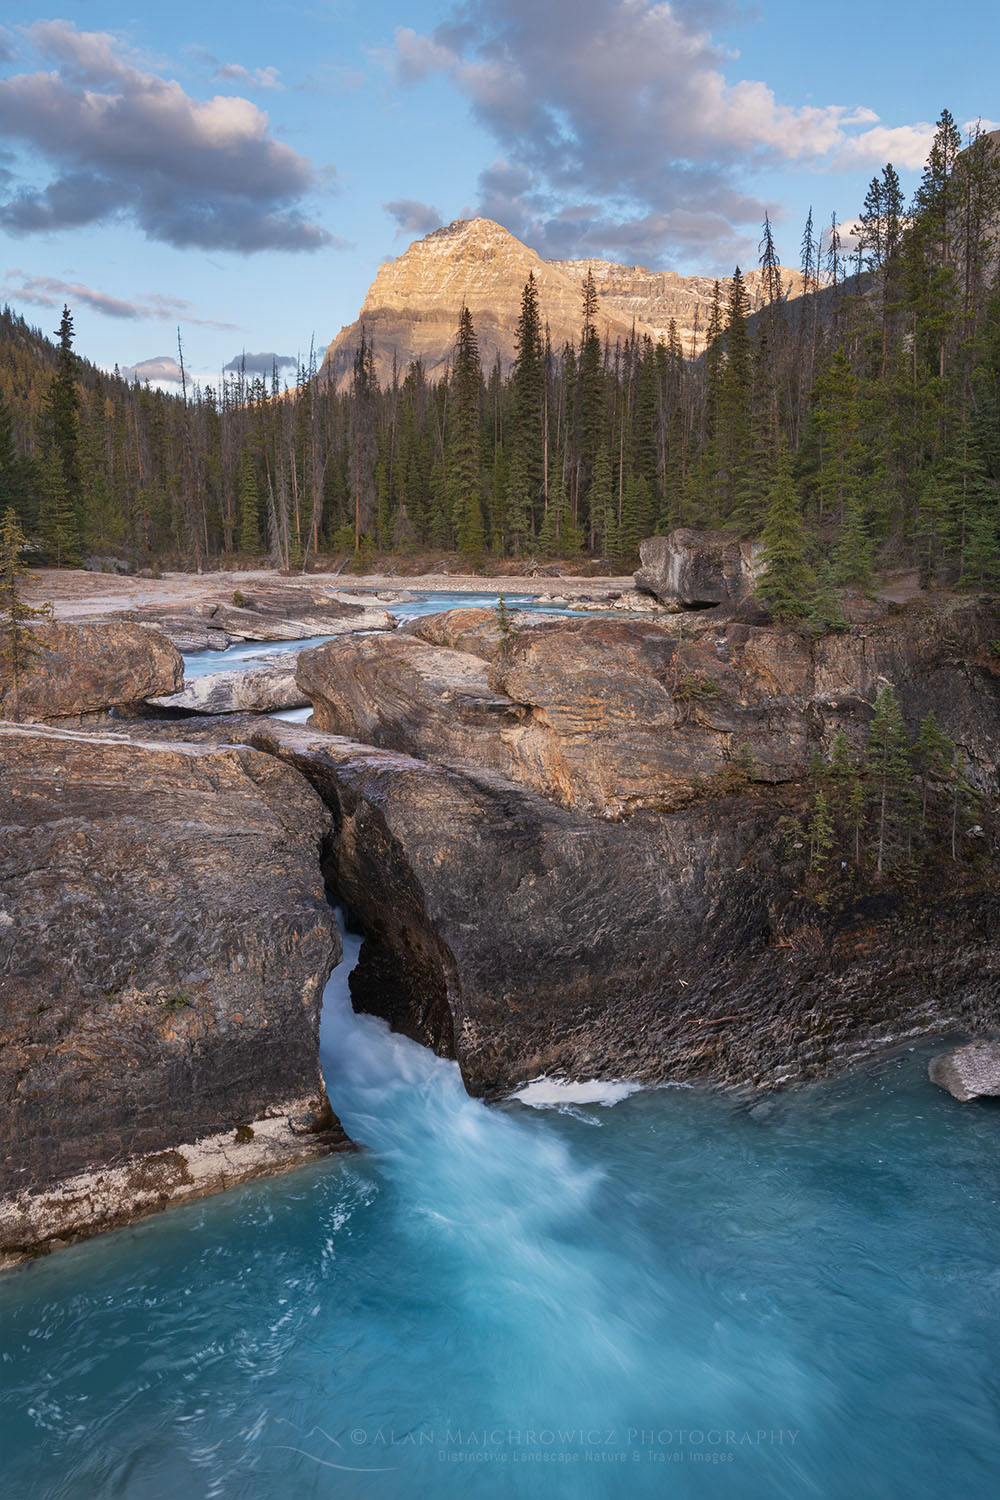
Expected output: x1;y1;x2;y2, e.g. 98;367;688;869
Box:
1;112;998;587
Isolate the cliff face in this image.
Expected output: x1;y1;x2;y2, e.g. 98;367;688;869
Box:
178;717;1000;1104
0;724;348;1265
321;218;805;388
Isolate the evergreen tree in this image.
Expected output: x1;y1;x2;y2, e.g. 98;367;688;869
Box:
0;506;48;720
832;498;873;587
37;443;79;564
508;274;544;552
588;444;618;558
237;450;261;553
755;454;815;621
449;307;485;560
713;268;753;519
43;306;81;527
810;347;863;524
0;394;30;524
807;790;835;872
576;270;604;529
912;709;954;830
805;559;847;634
828;729;856;778
865;685;916;873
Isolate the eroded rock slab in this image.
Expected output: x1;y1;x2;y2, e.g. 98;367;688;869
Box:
929;1042;1000;1101
404;606;559;660
185;717;1000;1104
0;724;347;1264
148;657;308;715
0;621;182;723
125;588;396;652
297;632;524;775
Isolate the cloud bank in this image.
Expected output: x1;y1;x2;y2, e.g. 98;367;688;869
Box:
384;198;444;236
222;350;297;374
120;355;185;384
3;269;238;326
390;0;938;266
0;21;335;252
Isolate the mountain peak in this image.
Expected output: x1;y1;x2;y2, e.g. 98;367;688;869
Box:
322;219;805;387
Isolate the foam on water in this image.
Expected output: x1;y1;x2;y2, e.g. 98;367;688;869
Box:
270;704;313;724
1;913;999;1499
510;1076;644;1108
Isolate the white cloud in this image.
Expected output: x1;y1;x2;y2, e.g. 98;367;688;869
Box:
2;269;240;326
217;62;283;91
0;21;334;251
387;0;940;264
120;355;185;384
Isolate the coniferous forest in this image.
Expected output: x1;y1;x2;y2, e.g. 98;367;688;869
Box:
1;112;998;602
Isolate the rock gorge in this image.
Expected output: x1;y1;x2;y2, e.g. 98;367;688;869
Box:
3;560;1000;1262
321;217;806;388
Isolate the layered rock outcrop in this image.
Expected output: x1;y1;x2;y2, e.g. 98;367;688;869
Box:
321;217;805;388
124;587;395;653
175;718;1000;1102
295;600;1000;817
297;631;525;777
0;621;182;723
0;725;347;1265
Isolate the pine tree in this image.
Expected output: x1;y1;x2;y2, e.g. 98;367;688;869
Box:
911;709;954;830
449;307;485;561
508;274;544;552
237;450;261;554
807;790;835;872
832;498;873;587
0;506;48;720
962;508;1000;588
865;685;916;873
576;270;604;528
805;559;847;634
755;454;815;621
714;268;753;519
37;443;80;565
827;729;857;781
43;306;81;532
810;348;863;524
0;395;30;525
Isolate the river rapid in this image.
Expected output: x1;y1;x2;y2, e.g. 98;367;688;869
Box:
2;594;999;1497
1;911;999;1498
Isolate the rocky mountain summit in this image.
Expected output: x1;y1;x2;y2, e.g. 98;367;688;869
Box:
321;217;805;388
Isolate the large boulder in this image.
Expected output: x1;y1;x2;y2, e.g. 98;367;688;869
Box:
180;717;1000;1102
0;621;182;724
929;1042;1000;1100
147;657;308;715
488;617;812;815
634;528;762;609
0;724;347;1265
404;606;561;660
296;632;524;776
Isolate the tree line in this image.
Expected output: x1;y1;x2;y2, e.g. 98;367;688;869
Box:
0;110;998;590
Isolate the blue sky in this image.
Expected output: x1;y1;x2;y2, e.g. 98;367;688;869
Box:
0;1;996;387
